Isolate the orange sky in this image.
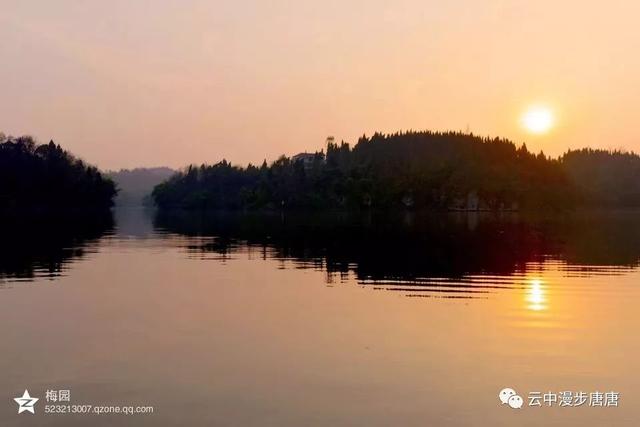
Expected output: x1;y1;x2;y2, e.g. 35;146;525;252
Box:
1;0;639;169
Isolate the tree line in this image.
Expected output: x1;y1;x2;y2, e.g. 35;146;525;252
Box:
561;148;640;207
0;134;117;210
153;130;593;210
4;131;637;212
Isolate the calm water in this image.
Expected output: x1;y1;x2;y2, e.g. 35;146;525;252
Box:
1;208;639;426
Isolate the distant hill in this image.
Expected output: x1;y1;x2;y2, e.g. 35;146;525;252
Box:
108;167;175;206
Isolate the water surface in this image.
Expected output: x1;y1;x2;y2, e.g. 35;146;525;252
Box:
1;208;639;426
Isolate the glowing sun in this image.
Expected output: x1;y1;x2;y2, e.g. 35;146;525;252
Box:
521;106;554;134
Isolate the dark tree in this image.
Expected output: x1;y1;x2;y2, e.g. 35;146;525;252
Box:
152;131;578;211
0;134;117;210
561;148;640;207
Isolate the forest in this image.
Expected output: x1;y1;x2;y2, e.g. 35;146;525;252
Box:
3;131;638;212
0;134;117;210
561;148;640;207
152;131;613;211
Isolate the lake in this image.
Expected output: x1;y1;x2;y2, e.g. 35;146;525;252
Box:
1;208;639;426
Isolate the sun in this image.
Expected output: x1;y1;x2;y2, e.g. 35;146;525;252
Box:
521;106;554;134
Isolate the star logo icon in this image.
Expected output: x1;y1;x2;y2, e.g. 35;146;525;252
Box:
14;390;39;414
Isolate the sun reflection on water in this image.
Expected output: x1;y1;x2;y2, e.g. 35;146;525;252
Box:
526;278;547;311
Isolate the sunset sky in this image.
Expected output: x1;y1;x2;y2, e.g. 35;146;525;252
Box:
1;0;640;169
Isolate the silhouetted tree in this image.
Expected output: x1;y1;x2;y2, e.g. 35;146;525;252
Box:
561;148;640;207
152;130;638;211
0;135;117;210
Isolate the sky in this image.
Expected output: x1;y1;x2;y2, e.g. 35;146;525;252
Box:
1;0;640;170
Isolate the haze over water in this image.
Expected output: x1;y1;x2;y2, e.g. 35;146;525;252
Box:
1;208;639;426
